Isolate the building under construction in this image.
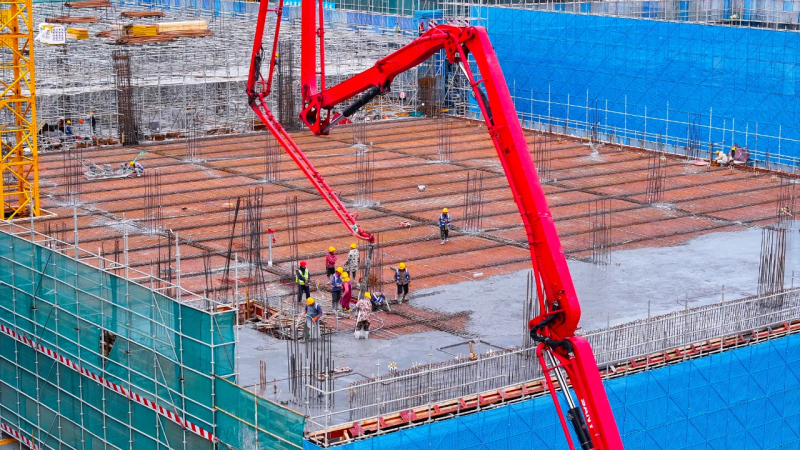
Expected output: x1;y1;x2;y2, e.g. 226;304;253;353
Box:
1;0;800;448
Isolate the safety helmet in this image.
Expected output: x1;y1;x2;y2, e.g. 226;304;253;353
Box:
306;298;315;305
79;119;84;124
731;146;735;151
66;120;71;124
398;262;406;270
336;267;343;273
350;243;357;249
328;246;335;252
342;274;350;281
129;161;135;166
364;292;371;299
716;150;721;154
443;208;448;213
300;261;307;267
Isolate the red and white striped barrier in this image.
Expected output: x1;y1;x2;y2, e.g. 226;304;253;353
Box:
0;421;42;450
0;324;218;443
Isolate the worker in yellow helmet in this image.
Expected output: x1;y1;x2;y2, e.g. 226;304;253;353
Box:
330;267;344;312
128;160;144;177
325;246;337;277
354;292;373;339
438;208;452;245
344;243;359;281
301;297;322;340
395;262;411;303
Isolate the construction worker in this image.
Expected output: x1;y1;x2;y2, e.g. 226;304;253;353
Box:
89;112;97;135
340;272;352;313
418;20;425;35
295;260;311;303
301;297;323;341
330;267;343;312
129;161;144;177
325;246;337;277
344;243;359;281
354;292;372;339
714;150;730;166
438;208;452;244
395;262;411;303
369;291;389;312
65;120;73;136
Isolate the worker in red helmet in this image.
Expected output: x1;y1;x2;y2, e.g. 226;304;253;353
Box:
295;260;311;304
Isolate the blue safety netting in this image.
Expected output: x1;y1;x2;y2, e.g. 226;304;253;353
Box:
474;8;800;168
303;332;800;449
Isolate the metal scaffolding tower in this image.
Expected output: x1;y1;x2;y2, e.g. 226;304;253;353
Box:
0;0;39;219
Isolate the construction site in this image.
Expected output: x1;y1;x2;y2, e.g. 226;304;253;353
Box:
1;0;799;448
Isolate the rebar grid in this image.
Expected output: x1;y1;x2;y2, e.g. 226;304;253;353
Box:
532;131;553;182
645;150;667;204
112;50;138;146
142;169;164;233
264;132;282;183
589;198;611;266
776;177;796;226
354;143;375;206
61;146;83;205
185;112;202;161
462;171;484;233
758;226;787;297
436;116;453;162
286;195;300;305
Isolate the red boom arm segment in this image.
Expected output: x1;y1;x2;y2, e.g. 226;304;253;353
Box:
247;2;622;448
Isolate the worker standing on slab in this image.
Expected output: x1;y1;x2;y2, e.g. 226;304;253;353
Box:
295;260;311;303
344;243;359;281
330;267;344;312
340;273;352;313
89;112;97;135
325;246;337;277
301;297;322;340
438;208;451;244
395;262;411;303
354;292;372;339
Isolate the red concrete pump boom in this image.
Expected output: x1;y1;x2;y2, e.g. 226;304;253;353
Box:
246;2;624;449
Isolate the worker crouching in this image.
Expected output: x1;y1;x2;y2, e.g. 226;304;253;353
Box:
354;292;372;339
302;297;323;341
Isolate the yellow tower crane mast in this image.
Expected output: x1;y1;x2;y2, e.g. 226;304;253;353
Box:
0;0;38;219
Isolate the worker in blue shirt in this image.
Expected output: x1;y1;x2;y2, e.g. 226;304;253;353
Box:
438;208;451;244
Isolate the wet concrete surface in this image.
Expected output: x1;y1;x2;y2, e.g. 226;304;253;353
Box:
237;225;800;407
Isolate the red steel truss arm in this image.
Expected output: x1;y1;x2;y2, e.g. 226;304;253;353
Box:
247;2;622;447
246;0;372;243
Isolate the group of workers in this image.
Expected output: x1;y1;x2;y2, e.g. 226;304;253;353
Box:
298;208;453;340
